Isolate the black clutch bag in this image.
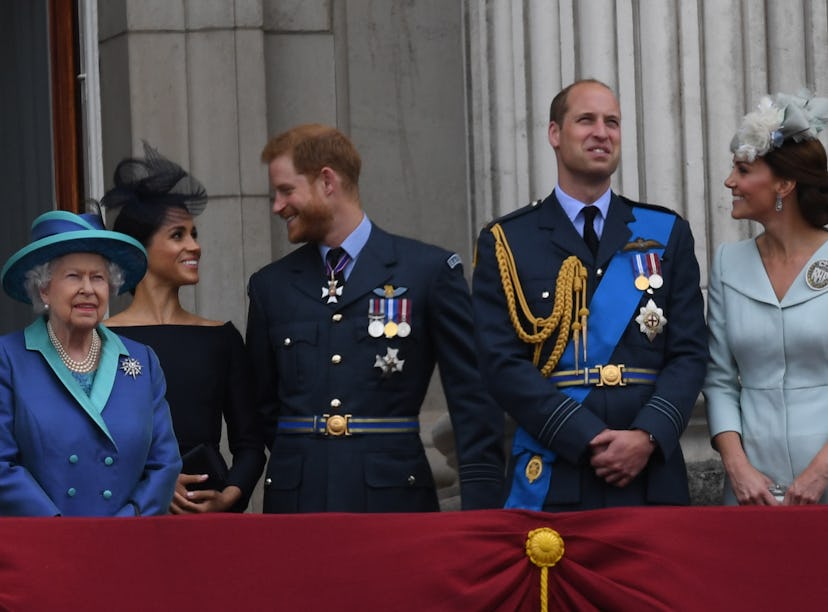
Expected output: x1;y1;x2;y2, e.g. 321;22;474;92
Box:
181;443;229;491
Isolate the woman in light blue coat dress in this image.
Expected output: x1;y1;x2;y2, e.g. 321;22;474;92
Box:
0;210;181;516
704;91;828;505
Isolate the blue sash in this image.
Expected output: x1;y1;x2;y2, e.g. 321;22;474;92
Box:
504;207;675;509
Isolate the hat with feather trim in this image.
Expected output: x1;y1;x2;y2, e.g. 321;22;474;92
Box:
100;141;207;218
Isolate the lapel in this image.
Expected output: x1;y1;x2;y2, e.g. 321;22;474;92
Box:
334;225;396;310
723;239;828;308
597;194;634;266
290;243;330;302
538;192;591;260
289;227;397;309
24;319;128;444
719;240;777;306
539;192;633;267
784;240;828;306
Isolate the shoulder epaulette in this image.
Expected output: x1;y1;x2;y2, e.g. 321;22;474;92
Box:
482;199;543;231
621;196;681;218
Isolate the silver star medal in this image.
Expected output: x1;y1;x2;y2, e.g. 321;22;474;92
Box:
374;347;405;378
322;279;343;303
635;298;667;342
120;356;143;379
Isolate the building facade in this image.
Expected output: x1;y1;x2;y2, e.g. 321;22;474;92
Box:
3;0;827;507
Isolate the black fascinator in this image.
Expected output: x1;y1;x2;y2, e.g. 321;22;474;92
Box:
100;141;207;217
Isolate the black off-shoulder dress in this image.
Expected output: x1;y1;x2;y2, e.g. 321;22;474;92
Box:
110;322;265;512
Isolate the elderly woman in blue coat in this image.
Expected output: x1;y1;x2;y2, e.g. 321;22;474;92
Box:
0;210;181;516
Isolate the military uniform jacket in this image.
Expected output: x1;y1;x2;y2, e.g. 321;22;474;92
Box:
246;224;504;513
472;192;708;509
0;318;182;516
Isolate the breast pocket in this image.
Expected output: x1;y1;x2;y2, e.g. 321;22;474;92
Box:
363;451;438;512
523;279;557;318
623;293;668;357
271;322;318;393
352;321;421;389
263;453;303;513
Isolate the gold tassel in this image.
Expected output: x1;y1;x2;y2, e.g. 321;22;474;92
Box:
526;528;565;612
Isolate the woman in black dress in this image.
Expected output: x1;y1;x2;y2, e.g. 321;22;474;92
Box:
103;143;265;513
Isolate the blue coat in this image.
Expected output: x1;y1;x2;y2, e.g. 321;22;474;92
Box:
246;224;505;512
705;240;828;504
0;318;182;516
472;192;708;509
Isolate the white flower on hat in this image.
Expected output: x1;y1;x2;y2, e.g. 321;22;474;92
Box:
732;96;784;162
731;90;828;162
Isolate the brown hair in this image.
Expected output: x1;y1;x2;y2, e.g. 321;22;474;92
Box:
549;79;615;124
764;139;828;227
260;124;361;195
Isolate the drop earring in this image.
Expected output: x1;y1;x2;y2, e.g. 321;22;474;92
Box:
775;194;783;212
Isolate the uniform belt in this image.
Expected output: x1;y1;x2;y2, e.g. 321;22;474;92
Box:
276;415;420;437
549;364;658;387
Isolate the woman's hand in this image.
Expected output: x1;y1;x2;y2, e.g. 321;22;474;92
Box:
169;473;243;514
726;461;778;505
714;431;779;505
784;450;828;505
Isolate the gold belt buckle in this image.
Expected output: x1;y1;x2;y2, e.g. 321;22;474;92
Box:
323;414;351;436
596;364;626;386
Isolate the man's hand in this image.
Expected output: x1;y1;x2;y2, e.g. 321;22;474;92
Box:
589;429;654;488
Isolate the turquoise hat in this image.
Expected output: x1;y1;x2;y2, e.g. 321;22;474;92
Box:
1;210;148;304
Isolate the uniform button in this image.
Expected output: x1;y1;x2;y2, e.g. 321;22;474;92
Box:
67;487;76;497
331;354;342;364
541;291;550;299
264;477;272;486
68;454;78;464
332;313;343;322
283;337;292;346
407;475;416;486
597;268;604;277
102;490;112;500
104;456;114;466
330;398;342;409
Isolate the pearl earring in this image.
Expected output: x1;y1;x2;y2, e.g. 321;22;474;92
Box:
775;194;783;212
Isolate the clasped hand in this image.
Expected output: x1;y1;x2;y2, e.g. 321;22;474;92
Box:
589;429;654;488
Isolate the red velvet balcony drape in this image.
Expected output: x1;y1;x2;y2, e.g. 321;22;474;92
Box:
0;506;824;611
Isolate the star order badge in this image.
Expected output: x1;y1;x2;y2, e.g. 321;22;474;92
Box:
374;347;405;378
635;299;667;341
120;356;142;379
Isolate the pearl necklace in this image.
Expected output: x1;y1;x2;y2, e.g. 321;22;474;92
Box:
47;321;101;373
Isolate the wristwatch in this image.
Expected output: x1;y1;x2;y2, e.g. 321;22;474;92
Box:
633;428;656;445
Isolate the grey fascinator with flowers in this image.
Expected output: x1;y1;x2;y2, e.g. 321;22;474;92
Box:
730;90;828;162
100;141;208;217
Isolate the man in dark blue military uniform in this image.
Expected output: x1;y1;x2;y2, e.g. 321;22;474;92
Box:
472;80;708;510
247;124;504;513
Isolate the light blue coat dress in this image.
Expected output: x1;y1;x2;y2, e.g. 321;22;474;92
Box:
0;317;182;516
704;239;828;504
